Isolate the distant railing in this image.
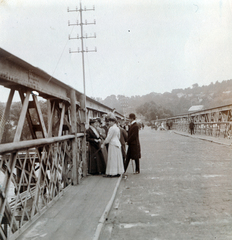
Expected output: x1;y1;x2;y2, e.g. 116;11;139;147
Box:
171;121;231;137
154;104;232;139
0;134;84;240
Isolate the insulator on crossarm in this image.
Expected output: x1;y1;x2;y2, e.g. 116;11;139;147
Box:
94;19;96;24
93;5;95;10
67;7;69;12
68;20;70;26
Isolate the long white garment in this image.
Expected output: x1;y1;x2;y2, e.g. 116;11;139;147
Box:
104;124;124;175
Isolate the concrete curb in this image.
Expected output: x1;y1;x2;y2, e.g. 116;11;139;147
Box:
93;175;122;240
173;131;231;147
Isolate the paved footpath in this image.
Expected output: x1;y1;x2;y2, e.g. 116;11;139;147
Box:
100;127;232;240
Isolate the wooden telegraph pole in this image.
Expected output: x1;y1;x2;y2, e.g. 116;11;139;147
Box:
68;2;96;179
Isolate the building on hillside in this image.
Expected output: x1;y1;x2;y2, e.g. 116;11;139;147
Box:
188;105;204;112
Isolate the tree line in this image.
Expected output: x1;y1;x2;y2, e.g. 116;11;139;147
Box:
93;79;232;122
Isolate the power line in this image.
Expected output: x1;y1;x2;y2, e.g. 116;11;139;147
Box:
46;23;76;85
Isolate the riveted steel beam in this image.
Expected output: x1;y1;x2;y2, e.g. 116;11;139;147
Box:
0;48;124;118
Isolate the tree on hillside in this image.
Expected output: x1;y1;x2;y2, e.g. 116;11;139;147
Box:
192;83;199;88
95;79;232;118
101;95;122;112
1;100;48;143
136;101;173;121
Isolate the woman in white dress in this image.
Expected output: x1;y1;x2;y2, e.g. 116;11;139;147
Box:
101;116;125;177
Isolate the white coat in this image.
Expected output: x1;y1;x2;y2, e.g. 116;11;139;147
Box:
104;123;124;175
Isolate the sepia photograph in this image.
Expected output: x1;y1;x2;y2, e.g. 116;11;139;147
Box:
0;0;232;239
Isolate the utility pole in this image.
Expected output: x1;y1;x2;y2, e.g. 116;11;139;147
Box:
68;2;96;178
68;2;96;123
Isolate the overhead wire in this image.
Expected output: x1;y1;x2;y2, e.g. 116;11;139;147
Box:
46;11;79;85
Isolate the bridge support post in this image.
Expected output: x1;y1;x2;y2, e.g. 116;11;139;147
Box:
80;94;87;177
70;90;79;185
0;88;14;143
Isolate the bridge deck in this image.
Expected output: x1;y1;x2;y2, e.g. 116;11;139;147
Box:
17;128;232;240
101;128;232;239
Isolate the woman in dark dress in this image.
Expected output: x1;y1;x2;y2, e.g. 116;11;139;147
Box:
86;119;106;175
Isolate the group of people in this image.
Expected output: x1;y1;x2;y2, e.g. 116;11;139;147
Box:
86;113;141;177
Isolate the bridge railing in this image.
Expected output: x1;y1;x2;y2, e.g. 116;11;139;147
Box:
171;121;231;138
0;133;84;239
156;104;232;139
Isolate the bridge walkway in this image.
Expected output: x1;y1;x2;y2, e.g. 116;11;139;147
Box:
16;172;129;240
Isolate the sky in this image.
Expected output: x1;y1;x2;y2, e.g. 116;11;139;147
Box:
1;0;232;101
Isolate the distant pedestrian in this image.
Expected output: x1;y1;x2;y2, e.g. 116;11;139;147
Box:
96;117;106;139
102;116;110;151
189;120;195;135
118;123;128;163
102;116;110;136
124;113;141;174
95;117;108;165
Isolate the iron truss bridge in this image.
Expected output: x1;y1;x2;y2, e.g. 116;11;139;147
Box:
0;48;124;239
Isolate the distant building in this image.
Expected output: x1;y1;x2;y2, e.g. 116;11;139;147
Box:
188;105;204;112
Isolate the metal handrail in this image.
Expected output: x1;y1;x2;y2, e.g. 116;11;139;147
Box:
0;133;84;154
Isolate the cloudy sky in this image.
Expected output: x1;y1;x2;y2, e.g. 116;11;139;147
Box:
1;0;232;100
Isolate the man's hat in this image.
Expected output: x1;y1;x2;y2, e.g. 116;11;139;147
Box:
129;113;136;119
89;118;96;124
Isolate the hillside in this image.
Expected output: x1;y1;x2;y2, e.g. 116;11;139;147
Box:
93;79;232;121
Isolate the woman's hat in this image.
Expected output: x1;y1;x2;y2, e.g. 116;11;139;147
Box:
107;112;117;122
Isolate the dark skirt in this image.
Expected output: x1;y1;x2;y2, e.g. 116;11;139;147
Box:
88;143;106;174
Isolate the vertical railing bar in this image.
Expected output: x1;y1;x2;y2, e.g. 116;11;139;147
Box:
32;95;48;138
48;101;55;138
31;146;45;217
0;89;15;144
10;151;28;230
21;150;37;222
58;104;65;137
0;152;18;233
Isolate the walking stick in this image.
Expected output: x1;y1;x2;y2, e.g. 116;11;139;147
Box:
91;147;102;158
131;159;135;173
